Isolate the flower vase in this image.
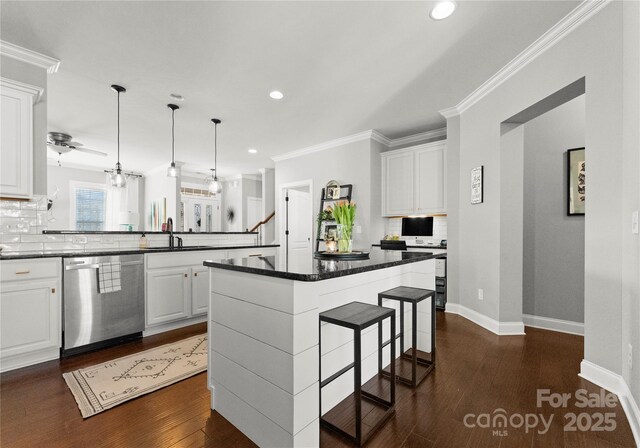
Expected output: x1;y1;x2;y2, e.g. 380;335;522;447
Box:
337;224;353;253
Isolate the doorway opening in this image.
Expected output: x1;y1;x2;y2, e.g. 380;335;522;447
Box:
279;180;313;260
499;77;586;335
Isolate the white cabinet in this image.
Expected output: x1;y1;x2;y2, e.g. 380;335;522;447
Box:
144;250;228;332
381;140;446;217
0;79;41;199
146;267;191;326
0;258;61;372
191;266;210;316
227;246;277;259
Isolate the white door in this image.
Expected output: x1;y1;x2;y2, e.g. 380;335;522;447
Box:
246;196;263;231
382;151;414;216
190;266;209;316
285;188;312;257
145;268;190;326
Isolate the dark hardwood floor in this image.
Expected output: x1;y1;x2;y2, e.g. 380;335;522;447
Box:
0;314;636;447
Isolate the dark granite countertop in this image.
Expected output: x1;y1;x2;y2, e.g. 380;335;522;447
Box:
203;248;445;282
43;230;257;235
0;245;279;260
372;244;446;249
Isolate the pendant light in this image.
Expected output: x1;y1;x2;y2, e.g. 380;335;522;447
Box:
207;118;222;194
166;104;180;177
110;84;127;188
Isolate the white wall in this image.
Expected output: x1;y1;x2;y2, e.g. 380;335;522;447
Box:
522;95;585;323
242;177;261;231
261;168;276;243
444;1;638;396
274;137;385;250
144;168;179;230
46;165;107;230
1;55;47;196
222;178;242;232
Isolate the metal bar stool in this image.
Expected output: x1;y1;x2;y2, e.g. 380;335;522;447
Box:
378;286;436;387
319;301;396;446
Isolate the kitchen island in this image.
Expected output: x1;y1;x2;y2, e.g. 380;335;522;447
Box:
204;248;443;447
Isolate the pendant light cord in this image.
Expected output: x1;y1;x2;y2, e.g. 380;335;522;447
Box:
214;122;217;176
171;108;175;164
117;90;120;166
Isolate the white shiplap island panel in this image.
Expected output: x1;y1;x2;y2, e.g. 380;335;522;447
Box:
205;249;440;447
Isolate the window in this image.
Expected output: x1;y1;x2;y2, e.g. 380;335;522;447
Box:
71;182;106;231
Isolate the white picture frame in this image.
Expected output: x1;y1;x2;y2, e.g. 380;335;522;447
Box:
471;166;483;204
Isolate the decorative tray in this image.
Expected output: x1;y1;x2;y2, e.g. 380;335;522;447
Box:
314;251;370;260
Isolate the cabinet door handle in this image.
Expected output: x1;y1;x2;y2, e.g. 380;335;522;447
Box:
51;288;56;293
194;272;198;277
184;273;188;278
248;254;262;257
15;270;30;275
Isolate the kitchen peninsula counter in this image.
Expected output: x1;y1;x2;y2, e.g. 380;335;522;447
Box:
205;248;442;447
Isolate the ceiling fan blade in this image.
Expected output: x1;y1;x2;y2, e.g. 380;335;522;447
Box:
67;141;83;147
74;147;108;157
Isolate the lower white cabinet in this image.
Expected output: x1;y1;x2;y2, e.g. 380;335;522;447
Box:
144;250;227;331
0;258;61;372
146;267;191;325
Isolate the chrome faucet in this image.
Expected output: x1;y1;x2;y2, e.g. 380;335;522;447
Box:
167;218;183;249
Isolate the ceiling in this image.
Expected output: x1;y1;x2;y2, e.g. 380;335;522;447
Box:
0;1;579;177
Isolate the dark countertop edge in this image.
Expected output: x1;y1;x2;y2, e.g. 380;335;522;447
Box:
42;230;258;235
372;244;447;249
203;251;444;282
0;245;280;260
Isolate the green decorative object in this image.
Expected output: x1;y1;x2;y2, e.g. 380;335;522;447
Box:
331;201;356;253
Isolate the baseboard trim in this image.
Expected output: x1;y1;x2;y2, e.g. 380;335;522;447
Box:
143;315;207;337
445;303;525;336
579;360;640;446
522;314;584;335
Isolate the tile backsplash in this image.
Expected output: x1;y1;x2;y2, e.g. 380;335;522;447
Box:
0;196;49;235
0;198;257;253
384;216;447;245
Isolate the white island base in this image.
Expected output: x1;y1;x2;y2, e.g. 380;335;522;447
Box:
207;257;436;447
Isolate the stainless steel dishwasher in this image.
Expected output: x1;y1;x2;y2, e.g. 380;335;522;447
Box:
62;254;144;355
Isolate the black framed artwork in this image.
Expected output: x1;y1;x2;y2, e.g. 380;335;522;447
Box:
567;148;585;215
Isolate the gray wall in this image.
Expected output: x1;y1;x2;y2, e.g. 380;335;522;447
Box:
621;0;640;407
274;137;385;249
1;55;48;196
444;1;638;385
522;95;585;323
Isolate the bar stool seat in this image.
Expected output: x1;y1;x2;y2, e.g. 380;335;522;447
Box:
319;301;396;446
378;286;436;388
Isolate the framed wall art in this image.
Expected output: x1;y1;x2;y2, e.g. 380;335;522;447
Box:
471;166;483;204
567;147;585;215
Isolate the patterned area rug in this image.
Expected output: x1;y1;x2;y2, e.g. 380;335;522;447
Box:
63;334;207;418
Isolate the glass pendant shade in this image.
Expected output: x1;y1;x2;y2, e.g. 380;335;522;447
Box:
209;118;223;194
208;177;222;194
167;162;178;177
110;164;127;188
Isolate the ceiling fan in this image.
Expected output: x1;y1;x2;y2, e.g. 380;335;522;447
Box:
47;132;108;165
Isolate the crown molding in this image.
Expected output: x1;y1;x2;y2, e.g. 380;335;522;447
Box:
0;41;60;74
271;130;379;162
439;0;610;118
0;77;44;103
389;128;446;147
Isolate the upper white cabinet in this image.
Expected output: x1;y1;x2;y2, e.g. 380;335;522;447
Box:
0;79;41;199
381;140;446;216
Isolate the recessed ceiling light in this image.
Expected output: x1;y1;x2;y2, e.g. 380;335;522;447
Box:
430;1;456;20
269;90;284;100
248;148;258;154
169;93;184;101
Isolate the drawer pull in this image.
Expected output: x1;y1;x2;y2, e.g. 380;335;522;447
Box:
194;273;198;277
248;254;262;257
15;270;31;275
